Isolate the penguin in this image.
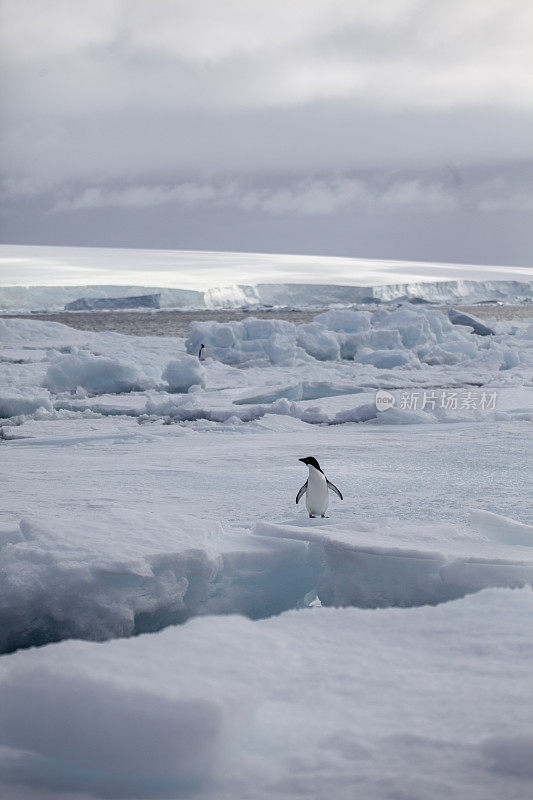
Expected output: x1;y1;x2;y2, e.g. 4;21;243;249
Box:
296;456;343;518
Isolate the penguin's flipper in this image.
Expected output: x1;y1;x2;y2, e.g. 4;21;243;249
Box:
296;481;308;504
327;480;343;500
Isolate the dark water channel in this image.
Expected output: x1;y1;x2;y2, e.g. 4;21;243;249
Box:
0;309;319;337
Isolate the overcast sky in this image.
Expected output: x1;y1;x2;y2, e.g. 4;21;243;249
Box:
1;0;532;266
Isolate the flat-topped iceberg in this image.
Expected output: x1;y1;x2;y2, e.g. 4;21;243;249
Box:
65;292;161;311
1;278;532;313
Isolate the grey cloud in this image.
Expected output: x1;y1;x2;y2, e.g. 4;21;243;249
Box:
0;2;449;67
2;165;532;266
1;1;532;119
53;183;224;211
2;1;531;111
246;177;458;214
2;8;532;114
1;0;532;189
478;194;533;212
1;0;532;264
379;181;457;211
48;176;459;215
42;167;533;217
3;103;532;189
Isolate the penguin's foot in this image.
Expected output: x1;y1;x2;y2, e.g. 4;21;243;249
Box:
309;514;315;518
321;514;328;518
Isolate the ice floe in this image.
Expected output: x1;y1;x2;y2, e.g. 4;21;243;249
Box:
1;251;532;800
0;387;52;418
0;588;531;799
254;512;533;608
0;508;311;653
1;307;532;434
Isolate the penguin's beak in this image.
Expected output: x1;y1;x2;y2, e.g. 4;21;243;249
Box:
299;458;307;464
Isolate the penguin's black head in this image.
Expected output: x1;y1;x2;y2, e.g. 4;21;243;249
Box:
299;456;323;473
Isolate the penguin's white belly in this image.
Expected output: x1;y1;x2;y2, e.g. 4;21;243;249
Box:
306;471;329;516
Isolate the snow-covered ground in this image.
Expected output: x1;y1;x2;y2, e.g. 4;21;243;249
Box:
1;281;532;799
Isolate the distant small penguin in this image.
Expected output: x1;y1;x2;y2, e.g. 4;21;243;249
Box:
296;456;343;518
198;343;206;361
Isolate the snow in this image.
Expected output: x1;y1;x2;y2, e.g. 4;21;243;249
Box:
469;509;533;547
44;350;158;394
1;362;530;654
376;406;435;424
358;347;418;368
0;588;532;799
0;257;532;799
186;318;299;365
1;306;532;434
0;388;52;418
162;356;206;392
297;322;342;361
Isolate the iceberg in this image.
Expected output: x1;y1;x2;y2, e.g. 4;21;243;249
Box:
65;293;161;311
1;278;532;312
449;307;495;336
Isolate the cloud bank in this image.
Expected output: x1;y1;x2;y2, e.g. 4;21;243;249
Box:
1;0;532;183
0;1;531;263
